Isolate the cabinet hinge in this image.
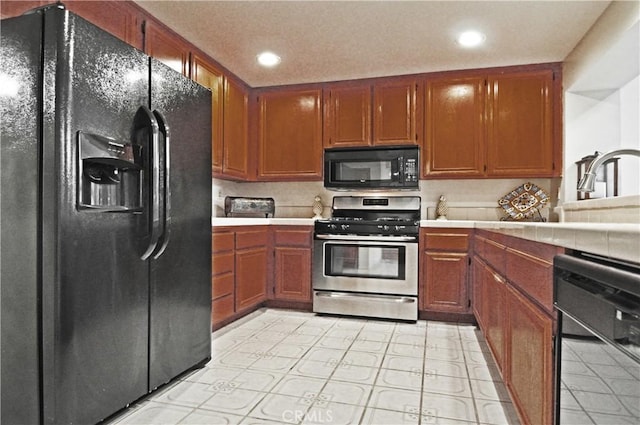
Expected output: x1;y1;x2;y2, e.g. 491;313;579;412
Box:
468;299;471;308
483;164;487;172
468;257;472;265
552;162;556;171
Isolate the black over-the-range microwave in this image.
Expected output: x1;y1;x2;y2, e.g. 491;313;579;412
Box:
324;145;419;190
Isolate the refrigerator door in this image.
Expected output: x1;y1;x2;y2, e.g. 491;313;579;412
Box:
148;58;212;390
0;12;43;425
40;9;150;424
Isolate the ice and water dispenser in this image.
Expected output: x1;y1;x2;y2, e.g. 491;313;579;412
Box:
78;131;143;212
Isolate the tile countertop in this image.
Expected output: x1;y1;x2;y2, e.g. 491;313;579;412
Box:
212;217;316;226
210;217;640;264
421;220;640;264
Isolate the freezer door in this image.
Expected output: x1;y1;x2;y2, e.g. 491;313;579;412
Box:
39;9;150;424
0;12;43;425
148;58;212;390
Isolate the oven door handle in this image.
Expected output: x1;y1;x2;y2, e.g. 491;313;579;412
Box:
315;234;417;242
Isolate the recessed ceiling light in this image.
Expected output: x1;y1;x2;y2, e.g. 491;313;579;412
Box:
256;51;281;67
457;31;486;48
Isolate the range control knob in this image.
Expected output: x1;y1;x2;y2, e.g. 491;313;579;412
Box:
340;224;350;231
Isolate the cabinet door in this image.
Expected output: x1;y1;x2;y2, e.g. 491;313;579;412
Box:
274;247;311;302
212;230;235;327
423;252;469;313
484;263;506;372
486;70;554;176
64;1;143;50
258;89;322;180
192;54;224;175
144;19;190;76
235;247;268;311
424;77;484;177
471;256;486;329
324;85;371;147
507;286;554;425
373;80;419;145
223;78;250;179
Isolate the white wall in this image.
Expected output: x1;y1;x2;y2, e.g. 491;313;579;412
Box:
561;2;640;204
564;76;640;201
213;178;560;221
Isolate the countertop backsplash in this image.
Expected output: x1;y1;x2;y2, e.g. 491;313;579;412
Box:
213;178;560;221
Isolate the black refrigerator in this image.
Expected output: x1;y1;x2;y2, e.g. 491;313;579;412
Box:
1;6;212;425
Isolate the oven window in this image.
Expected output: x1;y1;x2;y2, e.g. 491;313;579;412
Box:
333;160;393;182
324;243;405;280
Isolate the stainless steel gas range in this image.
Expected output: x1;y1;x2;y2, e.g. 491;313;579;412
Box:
312;196;420;321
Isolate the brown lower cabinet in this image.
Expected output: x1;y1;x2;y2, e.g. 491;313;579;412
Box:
211;225;313;329
419;228;472;318
235;228;269;311
472;230;561;425
272;226;313;303
211;226;268;329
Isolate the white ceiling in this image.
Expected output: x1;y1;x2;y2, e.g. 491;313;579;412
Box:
133;0;611;88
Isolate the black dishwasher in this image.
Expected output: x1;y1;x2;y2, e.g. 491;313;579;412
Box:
554;252;640;425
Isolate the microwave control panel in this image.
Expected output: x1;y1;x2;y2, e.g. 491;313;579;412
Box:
405;158;418;182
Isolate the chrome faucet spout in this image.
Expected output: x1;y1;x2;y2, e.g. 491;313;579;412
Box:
577;148;640;192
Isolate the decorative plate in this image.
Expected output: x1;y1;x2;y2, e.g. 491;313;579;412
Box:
498;183;549;220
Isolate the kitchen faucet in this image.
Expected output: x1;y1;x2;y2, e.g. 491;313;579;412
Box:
577;148;640;192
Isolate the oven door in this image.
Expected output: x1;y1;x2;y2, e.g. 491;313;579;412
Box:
313;235;418;296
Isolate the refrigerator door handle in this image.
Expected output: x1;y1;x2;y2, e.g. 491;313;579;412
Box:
152;110;171;259
134;105;162;260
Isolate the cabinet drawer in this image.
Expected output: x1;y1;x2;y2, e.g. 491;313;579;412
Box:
212;252;234;276
236;228;269;250
212;232;234;253
506;248;554;312
212;273;234;300
484;238;506;275
212;295;234;324
424;230;469;251
274;229;312;247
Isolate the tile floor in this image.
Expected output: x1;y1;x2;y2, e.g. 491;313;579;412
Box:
558;335;640;424
107;309;521;424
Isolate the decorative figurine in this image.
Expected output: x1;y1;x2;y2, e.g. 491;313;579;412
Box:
436;195;448;220
312;195;324;219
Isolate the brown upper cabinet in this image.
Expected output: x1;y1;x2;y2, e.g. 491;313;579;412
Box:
143;19;190;77
486;70;555;177
1;1;144;50
324;79;421;148
223;78;251;180
425;76;485;177
191;54;225;175
65;1;144;50
323;83;371;148
423;66;559;179
257;88;323;181
373;79;421;146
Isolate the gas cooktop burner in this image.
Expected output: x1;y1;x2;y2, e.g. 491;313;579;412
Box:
315;195;421;237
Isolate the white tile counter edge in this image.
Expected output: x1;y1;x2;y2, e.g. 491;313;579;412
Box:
421;220;640;263
212;217;316;226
